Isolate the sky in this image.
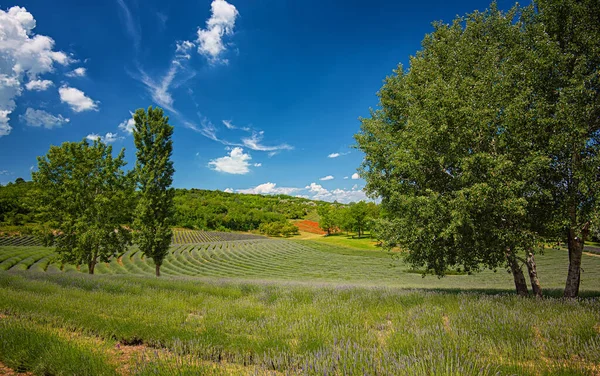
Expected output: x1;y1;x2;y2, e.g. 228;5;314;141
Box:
0;0;519;202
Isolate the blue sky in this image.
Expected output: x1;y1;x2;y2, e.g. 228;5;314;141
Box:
0;0;519;202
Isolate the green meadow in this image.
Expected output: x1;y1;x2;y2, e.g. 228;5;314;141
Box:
0;230;599;375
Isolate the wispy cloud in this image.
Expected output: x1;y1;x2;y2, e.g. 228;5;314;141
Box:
20;108;69;129
328;151;350;158
242;131;293;152
116;0;141;50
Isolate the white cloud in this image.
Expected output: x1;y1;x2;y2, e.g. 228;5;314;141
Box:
224;187;234;193
242;131;293;152
253;163;262;167
343;176;349;180
0;170;9;175
58;85;98;112
196;0;239;63
0;6;71;137
86;132;121;144
65;67;86;77
319;175;334;181
118;112;135;134
116;0;141;50
25;79;53;91
222;119;235;129
238;182;300;195
20;108;69;129
328;151;350;158
175;40;194;60
208;147;252;174
351;173;360;180
138;61;180;112
304;182;367;203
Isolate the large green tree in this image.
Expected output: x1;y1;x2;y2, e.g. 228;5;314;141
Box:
535;0;600;298
32;140;134;274
133;106;175;277
356;4;559;296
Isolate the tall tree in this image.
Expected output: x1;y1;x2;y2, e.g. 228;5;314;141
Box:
317;204;336;235
32;140;133;274
355;4;558;296
133;106;175;277
535;0;600;298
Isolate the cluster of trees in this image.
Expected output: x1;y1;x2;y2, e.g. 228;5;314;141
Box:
356;0;599;298
317;201;380;237
0;179;34;227
258;221;299;237
31;106;175;276
173;189;316;231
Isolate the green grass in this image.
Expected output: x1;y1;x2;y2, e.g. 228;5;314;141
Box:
1;232;600;374
301;231;381;250
0;272;599;375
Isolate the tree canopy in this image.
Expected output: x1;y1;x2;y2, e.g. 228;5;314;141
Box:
32;140;134;274
356;2;600;297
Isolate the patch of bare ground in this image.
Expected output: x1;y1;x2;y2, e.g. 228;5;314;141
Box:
0;363;33;376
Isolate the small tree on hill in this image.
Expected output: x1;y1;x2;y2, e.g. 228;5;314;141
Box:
32;140;134;274
317;204;336;235
133;106;175;277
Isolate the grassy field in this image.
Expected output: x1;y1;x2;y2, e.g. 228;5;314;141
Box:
1;230;600;375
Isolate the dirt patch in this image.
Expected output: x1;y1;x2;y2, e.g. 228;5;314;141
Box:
117;256;123;266
0;362;33;376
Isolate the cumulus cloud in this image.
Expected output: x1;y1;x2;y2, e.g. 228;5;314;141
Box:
20;108;69;129
0;6;71;137
224;187;234;193
118;112;135;134
196;0;238;63
233;181;371;203
58;85;99;112
208;147;252;174
351;173;360;180
319;175;334;181
86;132;121;144
254;163;262;167
238;182;301;195
25;79;53;91
65;67;86;77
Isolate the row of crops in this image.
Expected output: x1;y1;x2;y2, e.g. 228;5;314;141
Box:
0;239;409;284
171;229;264;243
0;229;264;248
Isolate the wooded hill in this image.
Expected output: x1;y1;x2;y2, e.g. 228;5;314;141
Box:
0;179;322;233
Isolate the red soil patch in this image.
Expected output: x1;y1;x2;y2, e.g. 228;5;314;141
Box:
295;220;326;235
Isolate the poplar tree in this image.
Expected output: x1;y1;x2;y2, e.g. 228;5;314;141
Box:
133;106;175;277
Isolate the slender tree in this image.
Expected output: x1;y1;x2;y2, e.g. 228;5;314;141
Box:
32;139;133;274
133;106;175;277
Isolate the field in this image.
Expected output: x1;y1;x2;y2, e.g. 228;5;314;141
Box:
1;230;600;375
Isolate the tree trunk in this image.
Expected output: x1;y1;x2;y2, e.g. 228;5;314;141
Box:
564;225;588;298
155;263;161;277
507;250;528;296
88;260;96;275
525;253;542;298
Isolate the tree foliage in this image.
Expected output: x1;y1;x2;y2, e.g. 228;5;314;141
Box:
132;106;175;277
356;4;564;296
32;140;133;274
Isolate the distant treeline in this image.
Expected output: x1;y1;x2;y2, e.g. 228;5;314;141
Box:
0;179;321;233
